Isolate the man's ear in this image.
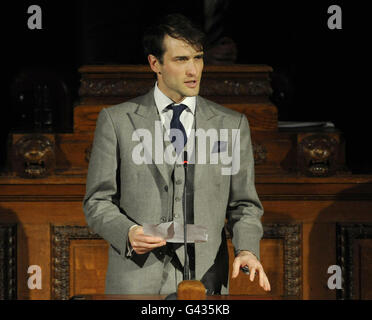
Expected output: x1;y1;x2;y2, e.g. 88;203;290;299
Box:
148;54;161;74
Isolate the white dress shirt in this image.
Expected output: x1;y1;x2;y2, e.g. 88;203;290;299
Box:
154;82;196;139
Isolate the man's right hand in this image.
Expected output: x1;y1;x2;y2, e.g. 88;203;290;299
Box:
128;225;166;254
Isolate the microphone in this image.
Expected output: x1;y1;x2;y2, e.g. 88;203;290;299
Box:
183;151;188;167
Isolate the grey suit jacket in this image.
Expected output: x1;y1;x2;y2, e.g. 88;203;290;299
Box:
83;88;264;294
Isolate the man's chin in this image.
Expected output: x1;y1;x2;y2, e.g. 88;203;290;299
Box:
183;86;200;97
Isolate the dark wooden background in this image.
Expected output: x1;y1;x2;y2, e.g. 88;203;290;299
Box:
1;1;372;300
1;0;370;173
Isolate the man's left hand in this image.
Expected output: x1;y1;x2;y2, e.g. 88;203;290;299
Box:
232;251;271;291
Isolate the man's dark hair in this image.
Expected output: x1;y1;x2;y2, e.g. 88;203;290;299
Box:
143;13;205;64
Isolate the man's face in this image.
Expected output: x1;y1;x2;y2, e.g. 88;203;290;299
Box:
149;35;204;103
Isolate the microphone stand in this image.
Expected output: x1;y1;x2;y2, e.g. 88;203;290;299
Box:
165;151;189;300
165;151;206;300
183;151;190;281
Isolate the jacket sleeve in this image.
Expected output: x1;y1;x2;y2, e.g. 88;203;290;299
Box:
83;108;136;259
226;114;264;260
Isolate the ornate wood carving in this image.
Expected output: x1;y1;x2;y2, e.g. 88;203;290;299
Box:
11;134;56;178
262;223;302;298
336;223;372;300
252;142;267;165
51;225;102;300
79;78;272;101
79;79;154;99
297;133;342;177
200;79;272;97
78;65;273;104
0;224;17;300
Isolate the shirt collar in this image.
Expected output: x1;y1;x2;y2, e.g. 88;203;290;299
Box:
154;82;196;115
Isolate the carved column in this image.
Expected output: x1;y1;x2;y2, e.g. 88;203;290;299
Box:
337;223;372;299
0;224;17;300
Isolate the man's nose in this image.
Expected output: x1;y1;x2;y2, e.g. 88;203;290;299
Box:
186;60;197;76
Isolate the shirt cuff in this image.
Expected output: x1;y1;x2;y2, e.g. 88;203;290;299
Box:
126;224;138;257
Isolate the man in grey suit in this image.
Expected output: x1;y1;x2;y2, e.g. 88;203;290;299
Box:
83;14;270;295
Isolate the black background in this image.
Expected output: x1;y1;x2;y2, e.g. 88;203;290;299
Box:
2;0;370;173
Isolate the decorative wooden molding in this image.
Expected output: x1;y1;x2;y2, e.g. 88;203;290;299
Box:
336;223;372;300
252;142;267;165
78;65;273;104
0;224;17;300
79;78;272;101
262;223;302;298
51;225;102;300
200;79;272;97
79;79;154;99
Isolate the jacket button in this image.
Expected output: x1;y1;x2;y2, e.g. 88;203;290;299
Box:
175;197;181;202
164;185;168;192
160;216;167;222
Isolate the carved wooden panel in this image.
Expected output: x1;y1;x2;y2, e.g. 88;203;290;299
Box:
228;238;284;296
0;224;17;300
51;225;103;300
337;223;372;300
69;239;108;297
228;223;302;298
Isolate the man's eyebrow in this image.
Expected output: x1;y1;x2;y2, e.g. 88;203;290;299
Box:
173;55;189;60
173;53;204;59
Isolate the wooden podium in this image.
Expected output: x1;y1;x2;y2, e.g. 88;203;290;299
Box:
1;65;372;300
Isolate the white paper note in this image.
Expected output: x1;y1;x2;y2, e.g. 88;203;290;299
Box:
143;221;208;243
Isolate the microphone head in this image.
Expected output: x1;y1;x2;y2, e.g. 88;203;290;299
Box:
183;151;188;165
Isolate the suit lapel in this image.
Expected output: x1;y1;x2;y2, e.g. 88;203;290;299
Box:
127;88;170;186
